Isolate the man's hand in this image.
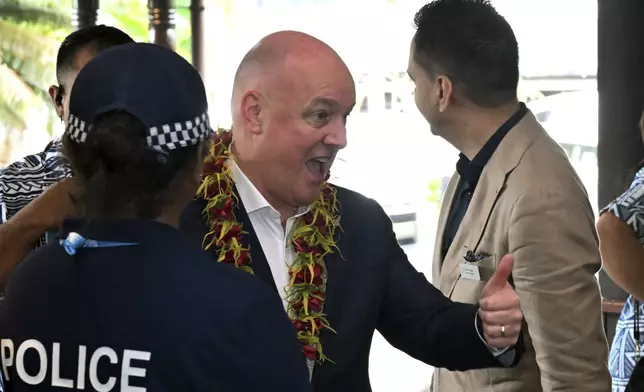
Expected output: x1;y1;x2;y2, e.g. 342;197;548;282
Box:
479;254;523;348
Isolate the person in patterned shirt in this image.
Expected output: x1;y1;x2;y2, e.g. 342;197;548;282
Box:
0;25;133;227
0;26;133;288
0;138;70;225
597;109;644;392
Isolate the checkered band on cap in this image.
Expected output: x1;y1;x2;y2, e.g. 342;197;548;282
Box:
65;112;212;152
66;114;90;144
146;112;212;152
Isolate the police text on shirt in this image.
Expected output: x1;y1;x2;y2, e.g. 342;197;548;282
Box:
1;339;150;391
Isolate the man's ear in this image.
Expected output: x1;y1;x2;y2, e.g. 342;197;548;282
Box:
436;75;454;113
240;91;263;135
48;85;64;119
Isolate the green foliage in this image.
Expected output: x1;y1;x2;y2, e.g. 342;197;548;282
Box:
0;0;66;134
0;0;192;142
101;0;192;61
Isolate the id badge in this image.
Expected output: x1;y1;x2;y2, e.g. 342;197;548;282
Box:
459;262;481;281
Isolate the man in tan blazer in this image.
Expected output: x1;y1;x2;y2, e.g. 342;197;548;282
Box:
410;1;610;391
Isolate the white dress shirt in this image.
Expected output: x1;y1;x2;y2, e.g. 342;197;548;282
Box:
231;161;318;377
230;160;310;309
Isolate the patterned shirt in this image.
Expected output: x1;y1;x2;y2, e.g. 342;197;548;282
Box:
602;167;644;392
0;137;72;245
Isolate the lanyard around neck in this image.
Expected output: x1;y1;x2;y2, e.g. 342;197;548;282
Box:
59;232;138;256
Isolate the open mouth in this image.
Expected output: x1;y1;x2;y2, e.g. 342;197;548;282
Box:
306;157;333;181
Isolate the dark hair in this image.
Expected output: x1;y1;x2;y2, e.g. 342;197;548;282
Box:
62;111;202;221
56;25;134;82
413;0;519;107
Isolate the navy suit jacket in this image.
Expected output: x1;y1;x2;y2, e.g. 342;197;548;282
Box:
180;185;514;392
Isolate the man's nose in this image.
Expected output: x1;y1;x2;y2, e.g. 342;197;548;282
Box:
324;122;347;150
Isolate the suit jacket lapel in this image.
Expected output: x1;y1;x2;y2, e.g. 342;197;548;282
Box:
234;190;279;294
441;167;507;297
433;174;460;286
439;112;542;298
180;188;278;293
312;249;344;379
311;197;347;379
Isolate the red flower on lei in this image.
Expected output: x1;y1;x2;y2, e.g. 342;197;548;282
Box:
197;129;341;363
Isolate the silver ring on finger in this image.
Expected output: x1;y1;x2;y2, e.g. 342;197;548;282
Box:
500;325;506;337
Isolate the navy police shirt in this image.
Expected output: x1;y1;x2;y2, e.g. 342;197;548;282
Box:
0;219;311;391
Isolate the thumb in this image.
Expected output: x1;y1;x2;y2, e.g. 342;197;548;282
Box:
482;254;514;296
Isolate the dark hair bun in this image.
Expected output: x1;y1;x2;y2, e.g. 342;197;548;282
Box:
91;113;150;170
63;110;200;220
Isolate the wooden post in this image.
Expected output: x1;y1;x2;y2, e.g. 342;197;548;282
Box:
148;0;176;50
190;0;205;76
72;0;99;31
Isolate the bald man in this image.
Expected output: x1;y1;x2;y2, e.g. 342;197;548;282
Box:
1;31;525;391
179;31;526;390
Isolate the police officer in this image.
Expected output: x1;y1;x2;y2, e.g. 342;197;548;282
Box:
0;43;311;391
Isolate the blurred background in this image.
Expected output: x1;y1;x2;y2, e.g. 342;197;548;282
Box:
0;0;600;390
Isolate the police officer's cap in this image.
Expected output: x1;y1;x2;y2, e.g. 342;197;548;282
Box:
66;42;211;152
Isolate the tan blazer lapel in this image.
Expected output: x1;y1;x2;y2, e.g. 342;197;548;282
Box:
439;168;507;297
438;112;543;298
432;174;460;286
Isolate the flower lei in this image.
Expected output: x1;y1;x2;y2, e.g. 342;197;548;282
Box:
197;129;341;363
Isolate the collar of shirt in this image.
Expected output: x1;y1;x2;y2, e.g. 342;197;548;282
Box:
456;102;528;191
45;137;73;179
229;159;310;218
